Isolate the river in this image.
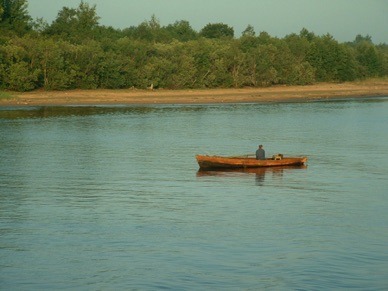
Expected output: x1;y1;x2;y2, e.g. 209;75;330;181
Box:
1;97;387;290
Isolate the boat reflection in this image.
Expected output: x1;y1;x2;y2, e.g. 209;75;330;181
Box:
197;165;307;186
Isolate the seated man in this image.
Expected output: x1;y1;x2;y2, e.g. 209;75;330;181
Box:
256;144;265;160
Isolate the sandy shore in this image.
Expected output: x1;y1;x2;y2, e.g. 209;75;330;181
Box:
1;81;388;106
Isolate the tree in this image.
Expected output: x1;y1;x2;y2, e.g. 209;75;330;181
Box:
2;37;39;90
94;25;123;42
243;44;279;86
350;34;384;78
353;34;373;45
114;38;148;88
256;31;273;45
355;41;383;77
31;37;75;90
31;17;49;34
165;20;197;42
285;62;315;85
150;41;197;89
0;44;8;88
242;25;255;37
377;44;388;76
200;23;234;39
0;0;31;35
1;3;388;92
227;40;246;87
306;34;348;81
131;15;173;43
284;33;310;62
299;28;316;42
96;50;126;89
188;38;229;88
71;41;104;89
45;1;100;43
7;61;39;91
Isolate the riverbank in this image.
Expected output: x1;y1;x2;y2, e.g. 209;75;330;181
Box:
1;80;388;106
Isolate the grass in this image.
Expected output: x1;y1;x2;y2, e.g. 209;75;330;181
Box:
354;76;388;85
0;91;15;100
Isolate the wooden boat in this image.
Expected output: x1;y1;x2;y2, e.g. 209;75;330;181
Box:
196;154;307;170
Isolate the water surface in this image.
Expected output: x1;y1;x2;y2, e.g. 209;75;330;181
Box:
1;97;388;290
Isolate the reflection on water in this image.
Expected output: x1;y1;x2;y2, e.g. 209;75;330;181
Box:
0;104;213;119
2;96;387;119
197;166;308;186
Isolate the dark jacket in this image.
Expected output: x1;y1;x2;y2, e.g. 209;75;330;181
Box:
256;148;265;160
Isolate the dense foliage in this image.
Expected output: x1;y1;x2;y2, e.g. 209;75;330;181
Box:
0;0;387;91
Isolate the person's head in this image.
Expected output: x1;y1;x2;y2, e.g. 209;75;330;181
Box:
259;144;263;149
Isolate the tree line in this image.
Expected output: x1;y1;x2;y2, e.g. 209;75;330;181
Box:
1;0;387;91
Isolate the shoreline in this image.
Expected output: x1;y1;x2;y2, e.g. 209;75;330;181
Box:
1;81;388;107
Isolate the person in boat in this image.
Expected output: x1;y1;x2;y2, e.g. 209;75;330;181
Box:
256;144;265;160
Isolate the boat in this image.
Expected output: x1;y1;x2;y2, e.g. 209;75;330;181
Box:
196;154;307;170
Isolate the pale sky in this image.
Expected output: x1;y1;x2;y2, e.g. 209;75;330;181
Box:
28;0;388;44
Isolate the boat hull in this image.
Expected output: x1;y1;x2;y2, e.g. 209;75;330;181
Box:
196;155;307;170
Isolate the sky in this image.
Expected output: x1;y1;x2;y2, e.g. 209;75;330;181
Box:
27;0;388;44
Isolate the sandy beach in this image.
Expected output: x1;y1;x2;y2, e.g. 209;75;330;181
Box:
1;80;388;106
